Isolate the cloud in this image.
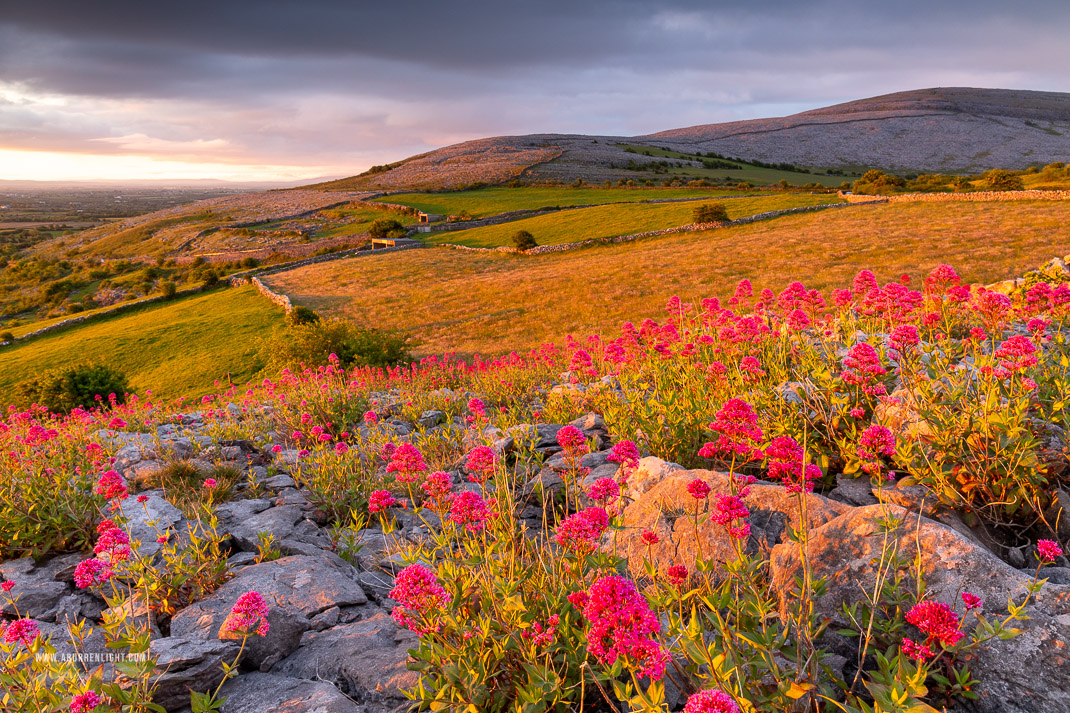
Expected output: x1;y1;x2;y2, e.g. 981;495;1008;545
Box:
1;1;1068;180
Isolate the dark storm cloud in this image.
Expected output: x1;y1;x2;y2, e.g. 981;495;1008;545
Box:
1;0;1068;178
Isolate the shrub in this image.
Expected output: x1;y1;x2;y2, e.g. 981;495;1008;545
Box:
17;362;130;413
287;305;321;327
512;230;538;251
263;318;411;372
241;257;260;269
983;169;1025;191
368;218;406;240
0;330;13;343
201;269;220;288
692;203;729;223
161;280;178;298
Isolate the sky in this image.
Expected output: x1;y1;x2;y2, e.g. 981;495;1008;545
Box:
1;1;1068;183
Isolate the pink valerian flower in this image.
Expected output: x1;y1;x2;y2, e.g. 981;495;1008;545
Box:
1;618;40;646
567;590;590;610
710;494;751;539
1;581;14;592
833;288;853;308
738;356;766;381
390;564;451;636
994;335;1038;373
732;279;753;307
465;446;497;483
641;530;660;546
969;326;988;342
556;425;588;455
386;443;427;483
362;410;379;424
1037;539;1064;562
858;425;896;475
786;308;810;331
961;592;983;611
607;440;640;484
223;591;270;637
581;575;669;680
93;526;130;557
686;478;711;500
421;471;453;501
525;614;560;647
905;600;964;648
666;564;688;587
368;490;397;513
448;491;491;532
901;638;935;662
972;289;1013;332
924;264;961;295
698;398;764;462
554;507;609;555
849;406;865;419
94;470;128;500
107;417;127;430
74;558;113;589
136;494;149;503
683;689;741;713
765;436;821;493
852;269;878;297
842;343;887;390
466;397;487;425
334;442;350;454
203;478;218;489
587;477;620;504
70;691;105;713
889;324;920;351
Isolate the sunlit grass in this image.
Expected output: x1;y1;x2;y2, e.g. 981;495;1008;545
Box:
267;200;1070;357
424;194;840;248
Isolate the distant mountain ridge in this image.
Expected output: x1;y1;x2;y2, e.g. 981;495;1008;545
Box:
311;87;1070;191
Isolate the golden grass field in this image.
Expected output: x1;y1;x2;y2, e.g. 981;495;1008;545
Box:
267;200;1070;356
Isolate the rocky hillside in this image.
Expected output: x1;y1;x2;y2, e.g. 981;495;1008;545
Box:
648;87;1070;173
312;88;1070;190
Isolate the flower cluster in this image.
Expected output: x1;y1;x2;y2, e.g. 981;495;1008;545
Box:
223;591;271;637
386;443;427;483
390;564;451;636
699;398;764;462
448;491;491;532
905;600;964;648
683;690;741;713
368;489;397;513
579;575;669;680
765;435;821;493
465;446;497;483
553;507;609;555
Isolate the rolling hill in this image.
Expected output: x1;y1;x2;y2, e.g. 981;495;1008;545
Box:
313;87;1070;191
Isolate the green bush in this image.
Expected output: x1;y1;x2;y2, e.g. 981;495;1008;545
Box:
512;230;538;251
201;269;220;288
17;362;130;412
263;318;411;372
287;305;321;327
0;330;13;343
692;203;729;223
241;257;260;269
161;281;178;298
368;218;406;240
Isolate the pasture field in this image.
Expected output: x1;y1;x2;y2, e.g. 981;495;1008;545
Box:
423;193;842;248
372;185;762;218
617;143;857;186
0;285;285;403
266;200;1070;356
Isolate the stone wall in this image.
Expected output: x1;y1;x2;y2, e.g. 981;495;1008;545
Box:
840;189;1070;204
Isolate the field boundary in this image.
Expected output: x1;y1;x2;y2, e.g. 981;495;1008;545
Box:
840;189;1070;204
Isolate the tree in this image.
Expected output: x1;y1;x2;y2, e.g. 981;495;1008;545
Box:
983;169;1024;191
693;203;729;224
512;230;538;251
160;281;177;298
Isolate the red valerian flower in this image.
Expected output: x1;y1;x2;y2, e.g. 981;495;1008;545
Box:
698;398;764;462
74;558;113;589
683;689;741;713
421;471;452;501
905;600;964;647
386;443;427;483
710;494;751;539
368;490;397;513
94;470;128;500
901;637;935;661
70;691;105;713
554;507;609;555
390;564;451;636
1;618;40;646
961;592;983;611
581;576;669;680
448;491;491;532
587;477;620;503
666;564;688;587
223;591;270;637
556;425;588;454
686;478;711;500
1037;539;1064;562
765;435;821;493
465;446;497;483
640;530;660;546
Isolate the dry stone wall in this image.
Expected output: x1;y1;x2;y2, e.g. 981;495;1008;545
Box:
841;189;1070;204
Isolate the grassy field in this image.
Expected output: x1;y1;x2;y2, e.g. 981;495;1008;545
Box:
312;204;418;239
267;200;1070;357
373;186;761;218
0;285;285;404
424;194;842;248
